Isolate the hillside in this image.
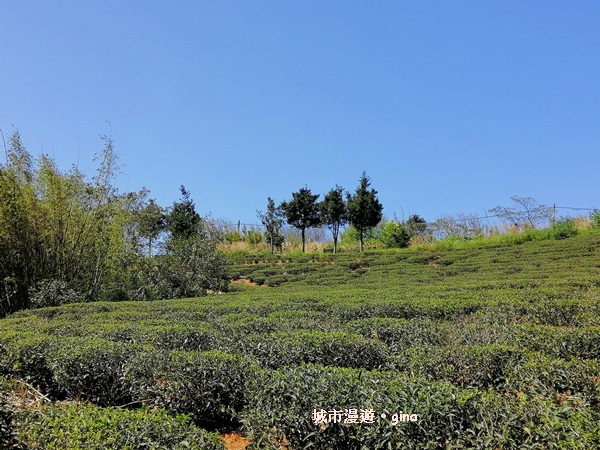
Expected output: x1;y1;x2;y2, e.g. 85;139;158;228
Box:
1;234;599;449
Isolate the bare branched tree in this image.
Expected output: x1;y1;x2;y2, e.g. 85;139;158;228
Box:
489;196;552;230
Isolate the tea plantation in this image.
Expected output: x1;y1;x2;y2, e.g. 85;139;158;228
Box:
1;234;599;449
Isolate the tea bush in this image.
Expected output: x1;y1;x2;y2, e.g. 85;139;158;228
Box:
231;331;390;369
49;337;137;406
1;233;600;448
0;376;15;448
11;402;224;450
130;350;253;428
344;317;447;350
405;345;527;389
241;365;599;449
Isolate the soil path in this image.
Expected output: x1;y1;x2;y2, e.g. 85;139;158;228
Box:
221;432;251;450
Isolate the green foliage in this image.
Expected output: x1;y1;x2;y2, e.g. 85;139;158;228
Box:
340;224;377;245
0;132;128;315
0;131;229;315
136;198;166;257
0;376;15;447
242;365;599;449
167;185;201;241
406;214;427;237
345;317;447;350
406;345;527;389
136;220;229;299
28;279;82;308
347;172;383;251
244;228;263;245
131;350;252;428
280;187;321;252
378;221;411;248
224;230;243;243
591;210;600;229
231;331;389;369
50;338;135;406
257;197;284;254
551;218;578;240
11;402;224;450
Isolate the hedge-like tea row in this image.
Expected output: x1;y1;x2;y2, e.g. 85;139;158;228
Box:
404;345;526;389
129;350;251;428
1;234;599;448
228;331;390;369
0;333;254;426
241;365;600;450
512;325;600;359
344;317;447;350
399;344;600;405
10;401;224;450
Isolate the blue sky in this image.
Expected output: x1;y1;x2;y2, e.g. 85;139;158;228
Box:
1;1;598;225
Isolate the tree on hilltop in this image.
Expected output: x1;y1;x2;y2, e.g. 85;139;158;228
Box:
320;185;348;254
167;185;201;241
281;187;321;252
347;172;383;252
257;197;284;254
137;198;166;257
490;196;552;230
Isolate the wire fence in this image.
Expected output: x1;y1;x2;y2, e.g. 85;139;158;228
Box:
225;205;599;231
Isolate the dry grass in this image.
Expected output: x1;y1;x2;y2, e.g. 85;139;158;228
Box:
409;235;434;246
573;216;591;230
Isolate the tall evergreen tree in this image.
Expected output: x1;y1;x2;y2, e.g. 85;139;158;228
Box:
167;185;200;241
320;185;347;254
281;187;321;252
347;172;383;252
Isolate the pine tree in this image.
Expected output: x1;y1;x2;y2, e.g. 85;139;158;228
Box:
281;187;321;252
167;185;201;241
320;186;347;254
347;172;383;252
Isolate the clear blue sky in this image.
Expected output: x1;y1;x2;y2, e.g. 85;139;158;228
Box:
1;1;598;225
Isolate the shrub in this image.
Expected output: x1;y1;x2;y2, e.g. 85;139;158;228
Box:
0;333;56;393
513;325;600;359
245;229;263;245
231;331;390;369
405;345;526;389
29;279;82;308
11;401;224;450
140;324;218;351
378;221;411;248
130;350;253;428
0;377;15;448
241;365;599;449
224;230;243;243
50;338;137;406
552;219;578;240
507;352;600;405
344;317;447;351
590;210;600;229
